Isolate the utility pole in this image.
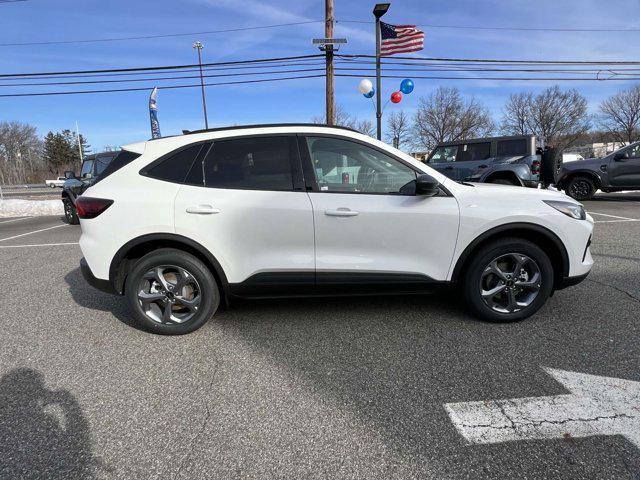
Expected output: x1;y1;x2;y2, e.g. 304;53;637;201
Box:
193;41;209;130
325;0;334;125
75;121;84;166
373;4;390;140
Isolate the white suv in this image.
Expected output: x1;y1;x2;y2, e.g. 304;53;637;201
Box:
77;124;594;335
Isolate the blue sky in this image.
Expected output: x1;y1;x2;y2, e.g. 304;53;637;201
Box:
0;0;639;150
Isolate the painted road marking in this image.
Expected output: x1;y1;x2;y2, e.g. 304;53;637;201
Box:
0;242;78;249
445;367;640;448
589;212;639;221
0;224;68;242
0;217;29;225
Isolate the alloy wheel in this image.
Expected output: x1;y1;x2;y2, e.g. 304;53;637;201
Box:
480;253;541;314
570;179;591;198
137;265;202;324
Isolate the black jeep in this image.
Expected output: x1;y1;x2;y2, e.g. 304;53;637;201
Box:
61;152;118;224
556;142;640;200
423;135;560;187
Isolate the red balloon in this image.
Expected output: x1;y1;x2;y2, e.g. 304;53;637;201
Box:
390;91;402;103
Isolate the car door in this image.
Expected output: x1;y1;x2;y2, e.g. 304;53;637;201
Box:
173;135;315;289
301;135;460;285
426;145;459;180
608;143;640;187
455;142;492;181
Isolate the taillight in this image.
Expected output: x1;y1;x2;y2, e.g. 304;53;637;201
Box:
531;160;541;175
75;197;113;219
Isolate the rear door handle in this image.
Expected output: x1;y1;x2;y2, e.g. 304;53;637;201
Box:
444;166;454;170
186;204;220;215
325;208;359;217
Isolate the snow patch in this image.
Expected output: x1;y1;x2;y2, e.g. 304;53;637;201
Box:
0;199;63;218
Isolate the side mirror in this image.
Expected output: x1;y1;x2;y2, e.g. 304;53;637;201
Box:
82;172;93;179
400;174;440;196
614;152;629;161
64;170;75;179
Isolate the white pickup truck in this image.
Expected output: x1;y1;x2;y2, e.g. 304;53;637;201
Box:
45;176;67;188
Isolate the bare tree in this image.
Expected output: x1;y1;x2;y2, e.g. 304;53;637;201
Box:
0;122;44;185
598;85;640;145
385;110;411;148
312;104;375;136
501;86;590;149
413;87;495;150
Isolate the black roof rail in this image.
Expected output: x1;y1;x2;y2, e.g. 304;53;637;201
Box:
182;123;360;136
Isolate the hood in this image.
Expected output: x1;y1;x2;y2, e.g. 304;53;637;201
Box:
561;156;606;171
467;182;575;202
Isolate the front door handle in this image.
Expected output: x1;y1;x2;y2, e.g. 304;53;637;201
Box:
325;208;359;217
186;204;220;215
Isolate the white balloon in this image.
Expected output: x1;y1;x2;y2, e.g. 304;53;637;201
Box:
358;79;373;94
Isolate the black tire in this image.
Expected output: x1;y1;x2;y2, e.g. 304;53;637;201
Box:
565;175;596;201
540;147;563;186
125;248;220;335
489;178;518;186
462;238;554;323
63;198;79;225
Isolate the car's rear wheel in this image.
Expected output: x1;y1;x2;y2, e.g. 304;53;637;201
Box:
566;175;596;201
125;248;220;335
63;198;79;224
462;238;554;322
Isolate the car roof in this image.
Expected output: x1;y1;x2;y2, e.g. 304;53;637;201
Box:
435;134;535;147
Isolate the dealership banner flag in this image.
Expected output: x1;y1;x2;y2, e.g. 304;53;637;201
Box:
149;87;161;139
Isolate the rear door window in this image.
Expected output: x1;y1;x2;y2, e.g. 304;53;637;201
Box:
456;142;491;162
203;136;295;191
497;139;528;156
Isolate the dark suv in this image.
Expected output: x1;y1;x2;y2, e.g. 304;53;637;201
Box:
424;135;543;187
557;142;640;200
62;151;118;224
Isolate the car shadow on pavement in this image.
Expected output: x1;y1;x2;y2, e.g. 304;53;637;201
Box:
64;267;143;331
0;368;109;479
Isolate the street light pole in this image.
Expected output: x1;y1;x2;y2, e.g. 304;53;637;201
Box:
193;41;209;130
373;4;390;141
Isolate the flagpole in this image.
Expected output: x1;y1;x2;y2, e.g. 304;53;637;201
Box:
373;4;390;141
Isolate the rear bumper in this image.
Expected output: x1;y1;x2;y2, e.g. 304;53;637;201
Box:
80;258;117;295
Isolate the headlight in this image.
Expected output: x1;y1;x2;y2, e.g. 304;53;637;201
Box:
543;200;586;220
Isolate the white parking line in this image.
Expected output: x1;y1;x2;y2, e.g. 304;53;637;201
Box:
0;224;68;242
0;217;29;225
0;242;78;249
589;212;639;221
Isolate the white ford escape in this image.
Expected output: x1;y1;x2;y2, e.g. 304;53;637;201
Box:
78;124;593;335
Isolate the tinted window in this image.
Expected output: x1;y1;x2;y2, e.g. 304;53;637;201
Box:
184;142;211;186
147;144;204;183
203;136;294;191
93;151;140;184
306;136;416;194
629;144;640;158
94;155;114;175
457;142;491;162
80;160;94;178
497;139;527;156
429;146;457;163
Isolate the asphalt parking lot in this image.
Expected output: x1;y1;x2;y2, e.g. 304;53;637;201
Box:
1;193;639;479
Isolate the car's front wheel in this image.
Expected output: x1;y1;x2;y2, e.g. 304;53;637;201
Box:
566;175;596;201
462;238;554;322
125;248;220;335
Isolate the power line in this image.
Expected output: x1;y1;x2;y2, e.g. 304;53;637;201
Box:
338;54;640;66
0;74;326;97
0;21;323;47
0;54;324;78
337;19;640;33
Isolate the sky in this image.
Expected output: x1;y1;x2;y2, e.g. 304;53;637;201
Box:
0;0;639;150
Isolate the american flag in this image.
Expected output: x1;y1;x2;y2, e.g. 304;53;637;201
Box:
380;22;424;56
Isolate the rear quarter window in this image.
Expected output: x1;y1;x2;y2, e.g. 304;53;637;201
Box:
144;144;205;184
497;139;528;156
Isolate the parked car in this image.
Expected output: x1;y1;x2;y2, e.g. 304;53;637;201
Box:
556;141;640;200
77;124;593;335
61;151;119;224
45;177;66;188
423;135;560;187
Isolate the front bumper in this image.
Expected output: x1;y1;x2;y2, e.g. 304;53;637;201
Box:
80;258;117;295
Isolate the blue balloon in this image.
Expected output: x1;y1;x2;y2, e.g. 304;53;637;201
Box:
363;89;375;98
400;79;414;94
